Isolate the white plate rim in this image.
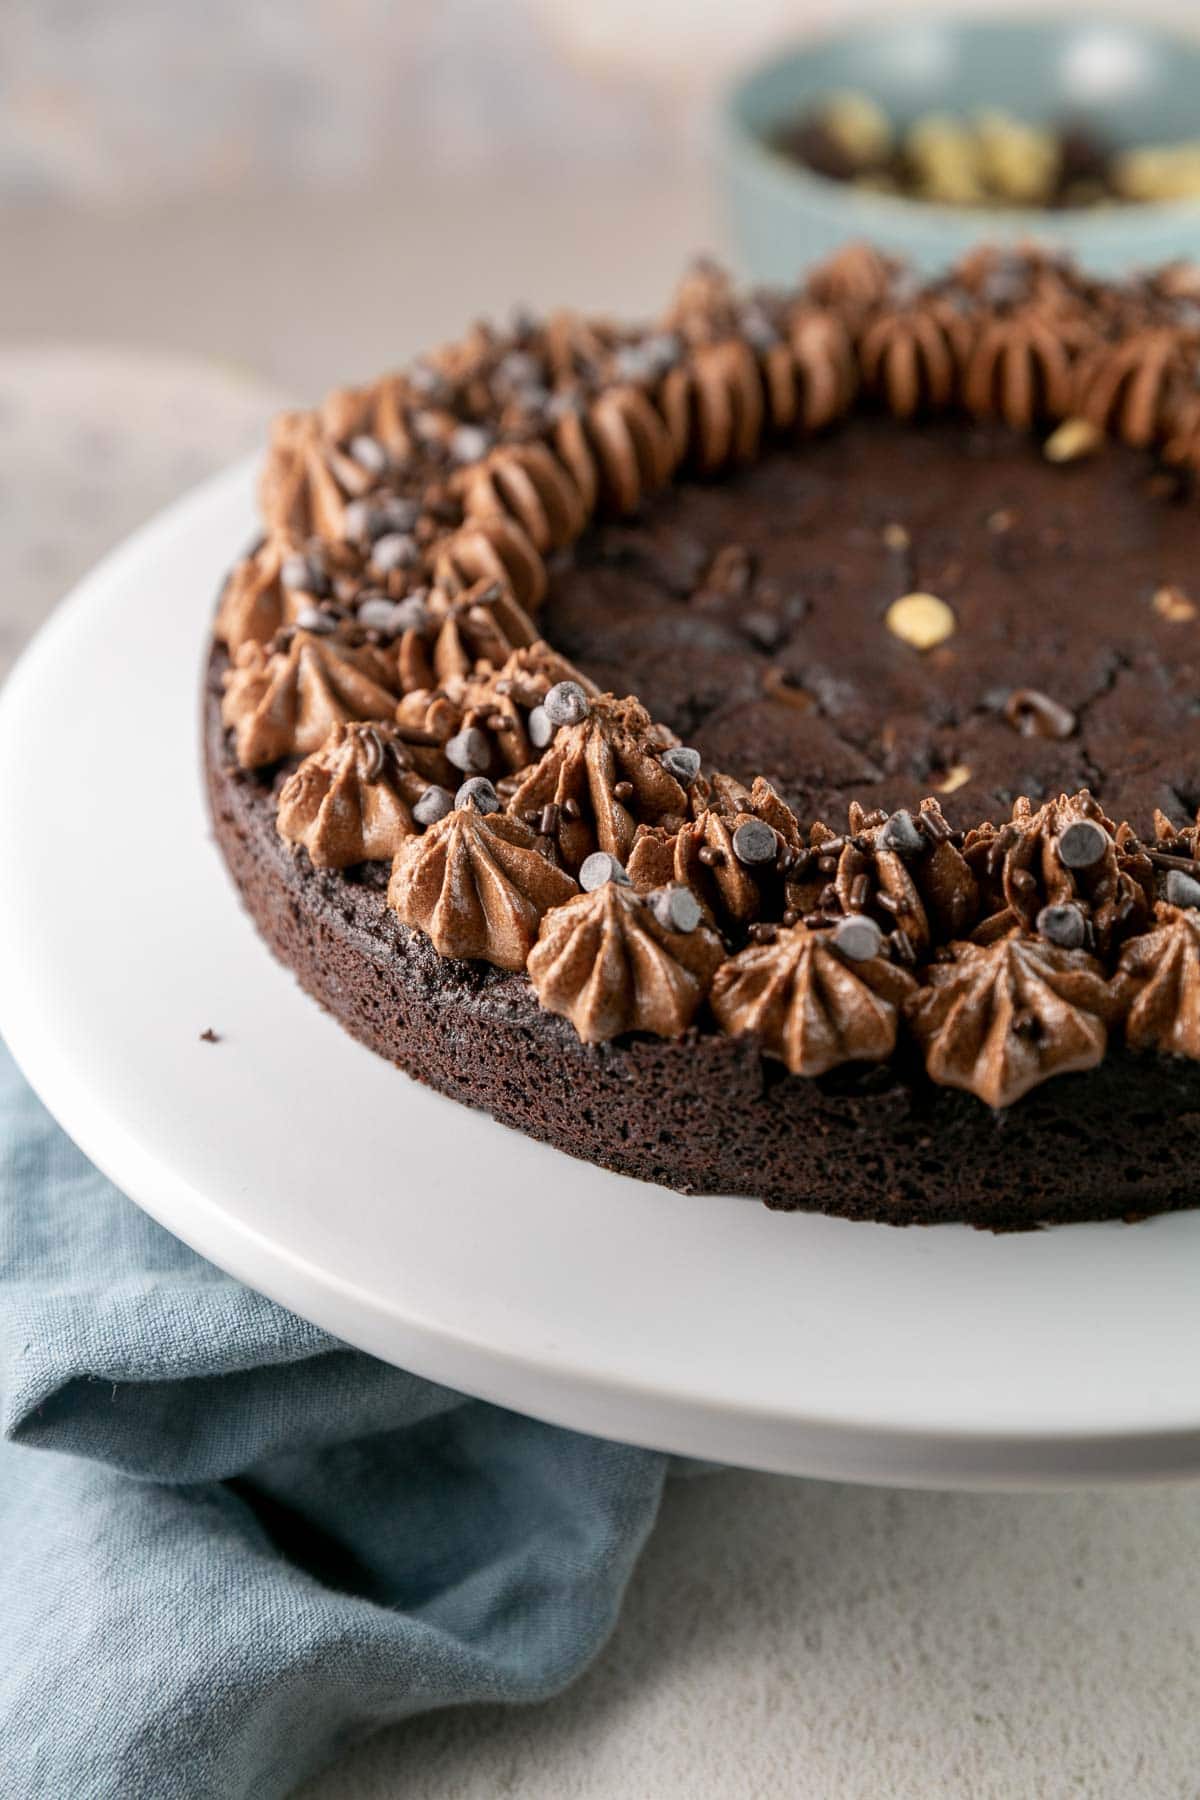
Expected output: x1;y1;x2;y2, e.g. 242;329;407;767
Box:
2;457;1199;1490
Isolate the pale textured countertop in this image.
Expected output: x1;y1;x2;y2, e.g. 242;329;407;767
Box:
3;214;1199;1798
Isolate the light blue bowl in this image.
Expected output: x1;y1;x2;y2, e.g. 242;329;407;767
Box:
722;14;1200;282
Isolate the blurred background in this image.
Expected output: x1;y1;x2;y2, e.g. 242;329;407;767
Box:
6;0;1188;389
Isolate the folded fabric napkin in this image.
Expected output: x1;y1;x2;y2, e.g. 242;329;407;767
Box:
0;1043;669;1799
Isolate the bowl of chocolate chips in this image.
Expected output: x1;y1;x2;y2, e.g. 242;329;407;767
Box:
723;14;1200;281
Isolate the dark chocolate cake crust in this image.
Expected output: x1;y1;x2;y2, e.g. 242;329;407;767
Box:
207;650;1200;1228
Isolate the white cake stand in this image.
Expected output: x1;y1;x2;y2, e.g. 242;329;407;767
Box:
1;460;1198;1489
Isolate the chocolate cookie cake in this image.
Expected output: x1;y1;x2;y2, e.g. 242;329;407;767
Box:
207;246;1200;1226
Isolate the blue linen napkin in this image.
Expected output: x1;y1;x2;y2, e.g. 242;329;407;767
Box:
0;1043;669;1799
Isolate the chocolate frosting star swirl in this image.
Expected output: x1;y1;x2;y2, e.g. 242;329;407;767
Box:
389;806;578;971
215;537;298;655
1113;904;1200;1058
258;410;380;542
506;695;689;875
1074;326;1192;449
421;580;540;686
528;881;724;1043
857;297;973;419
711;923;917;1077
222;630;400;768
455;441;591;553
962;306;1081;429
906;931;1119;1107
964;792;1152;956
277;721;434;868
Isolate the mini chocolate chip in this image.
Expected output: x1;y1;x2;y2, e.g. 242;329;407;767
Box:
449;425;493;464
1166;869;1200;909
391;594;431;634
833;915;884;962
371;532;418;573
612;344;655;384
280;553;329;595
650;884;702;933
546;390;585;422
1002;688;1077;741
499;350;542;387
732;819;777;866
445;726;491;774
408;361;449;401
739;308;780;351
643;331;683;374
740;610;785;651
528;705;554;749
579;852;631;891
612;780;635;803
1036;903;1087;949
378;496;420;533
342;499;380;542
413;785;454;827
356;596;404;633
294;606;337;635
879;810;925;856
455;776;500;814
660;746;701;785
1058;819;1110;869
349;434;388;473
543;680;590;727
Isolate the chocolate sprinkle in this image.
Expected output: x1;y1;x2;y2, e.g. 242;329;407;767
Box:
361;727;386;784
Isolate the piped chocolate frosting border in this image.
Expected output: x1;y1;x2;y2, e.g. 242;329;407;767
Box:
212;245;1200;1119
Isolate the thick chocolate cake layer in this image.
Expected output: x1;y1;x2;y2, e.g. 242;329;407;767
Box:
207;420;1200;1226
